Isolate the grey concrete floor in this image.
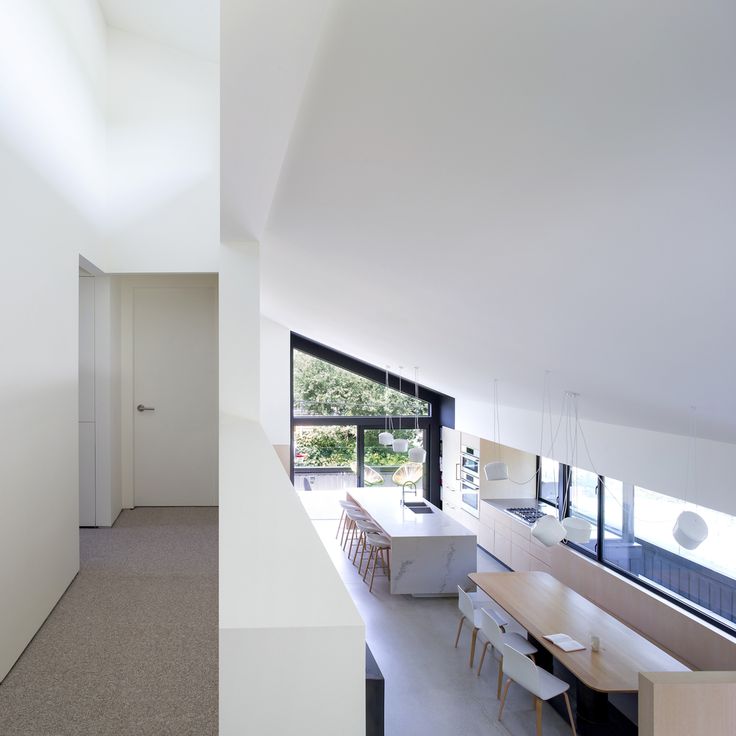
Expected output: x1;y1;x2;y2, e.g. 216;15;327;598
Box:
0;508;217;736
312;509;574;736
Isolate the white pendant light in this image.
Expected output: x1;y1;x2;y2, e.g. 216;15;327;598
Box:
483;379;509;481
484;461;508;481
392;367;408;453
393;438;409;453
532;514;566;547
407;366;427;463
673;407;708;550
408;446;426;463
562;516;592;544
673;510;708;550
378;365;394;446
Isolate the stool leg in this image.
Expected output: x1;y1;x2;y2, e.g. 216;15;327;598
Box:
369;549;379;593
351;532;363;564
358;538;368;575
363;547;375;582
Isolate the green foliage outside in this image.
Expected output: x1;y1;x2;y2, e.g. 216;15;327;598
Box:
293;351;428;417
293;351;426;469
294;426;422;468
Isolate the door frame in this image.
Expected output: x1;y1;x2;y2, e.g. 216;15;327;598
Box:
120;273;218;509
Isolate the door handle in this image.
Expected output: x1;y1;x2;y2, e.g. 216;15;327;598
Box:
137;404;155;412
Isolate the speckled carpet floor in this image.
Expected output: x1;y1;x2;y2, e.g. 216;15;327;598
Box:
0;507;217;736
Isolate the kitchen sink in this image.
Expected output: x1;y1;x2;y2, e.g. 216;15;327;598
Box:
403;501;434;514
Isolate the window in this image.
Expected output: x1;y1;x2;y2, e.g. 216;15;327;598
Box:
539;457;562;507
601;483;736;630
290;335;452;505
567;467;600;554
293;350;428;417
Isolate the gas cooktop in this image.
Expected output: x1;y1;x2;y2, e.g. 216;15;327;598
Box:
506;507;546;525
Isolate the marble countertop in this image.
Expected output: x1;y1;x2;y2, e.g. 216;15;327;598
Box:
347;488;476;539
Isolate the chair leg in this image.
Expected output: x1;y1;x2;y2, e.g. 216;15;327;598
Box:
535;697;543;736
454;616;465;647
476;641;489;676
496;657;504;698
336;509;345;539
469;627;478;668
498;678;511;720
563;692;577;736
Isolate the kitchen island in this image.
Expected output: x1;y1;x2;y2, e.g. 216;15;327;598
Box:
346;488;477;596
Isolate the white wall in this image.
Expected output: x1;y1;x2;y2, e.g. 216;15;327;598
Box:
456;397;736;517
104;26;219;273
0;0;106;682
260;315;291;446
219;244;365;735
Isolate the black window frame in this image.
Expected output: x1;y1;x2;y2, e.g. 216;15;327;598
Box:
290;333;454;506
537;459;736;636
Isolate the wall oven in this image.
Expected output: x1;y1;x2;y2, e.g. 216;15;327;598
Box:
460;445;480;517
461;451;480;476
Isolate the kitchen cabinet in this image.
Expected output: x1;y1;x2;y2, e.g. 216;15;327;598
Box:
461;432;480;453
441;427;461;492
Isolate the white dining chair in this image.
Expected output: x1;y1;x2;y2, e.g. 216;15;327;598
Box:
498;643;577;736
454;586;509;668
476;608;537;697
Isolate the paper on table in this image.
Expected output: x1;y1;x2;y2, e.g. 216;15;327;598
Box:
543;633;586;652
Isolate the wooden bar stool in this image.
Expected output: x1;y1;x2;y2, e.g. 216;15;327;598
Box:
337;500;361;543
343;509;371;556
352;519;383;572
362;533;391;593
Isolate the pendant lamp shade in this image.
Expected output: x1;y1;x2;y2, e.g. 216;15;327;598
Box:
531;515;567;547
378;431;394;446
392;438;409;453
483;461;509;481
673;510;709;550
408;446;426;463
562;516;593;544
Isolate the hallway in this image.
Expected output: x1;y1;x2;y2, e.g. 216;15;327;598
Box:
0;508;217;736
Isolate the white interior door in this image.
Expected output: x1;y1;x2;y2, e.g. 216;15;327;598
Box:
133;285;218;506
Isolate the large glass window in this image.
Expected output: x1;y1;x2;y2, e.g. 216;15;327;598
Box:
602;484;736;628
363;428;426;491
539;455;736;633
293;350;428;417
291;339;439;499
539;457;561;507
293;425;357;491
567;467;599;554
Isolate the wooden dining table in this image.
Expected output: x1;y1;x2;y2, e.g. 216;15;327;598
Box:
469;571;690;734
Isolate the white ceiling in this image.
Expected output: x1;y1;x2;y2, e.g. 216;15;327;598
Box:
98;0;219;62
102;1;736;443
258;0;736;443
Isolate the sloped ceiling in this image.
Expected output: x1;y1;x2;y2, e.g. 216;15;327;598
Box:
259;0;736;442
98;0;219;62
